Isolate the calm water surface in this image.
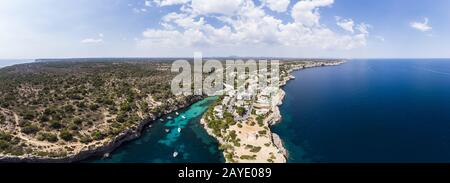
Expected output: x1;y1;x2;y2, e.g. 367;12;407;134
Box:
273;59;450;163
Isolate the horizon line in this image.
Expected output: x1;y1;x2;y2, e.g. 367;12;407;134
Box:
2;57;450;61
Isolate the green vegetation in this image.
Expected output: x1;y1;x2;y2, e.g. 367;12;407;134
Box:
59;130;73;141
204;97;239;138
0;60;197;157
21;124;40;134
236;107;246;116
240;155;257;160
258;130;267;135
267;153;276;163
256;115;265;127
37;132;59;143
245;144;262;153
0;132;13;152
224;152;238;163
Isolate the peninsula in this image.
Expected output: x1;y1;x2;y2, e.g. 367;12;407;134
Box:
200;60;344;163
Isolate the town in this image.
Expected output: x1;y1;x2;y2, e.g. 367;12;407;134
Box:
201;60;344;163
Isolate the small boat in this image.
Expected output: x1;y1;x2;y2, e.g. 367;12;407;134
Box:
175;112;179;115
173;151;178;158
159;118;164;122
103;153;111;159
181;115;186;119
165;129;170;133
167;116;172;120
178;128;182;133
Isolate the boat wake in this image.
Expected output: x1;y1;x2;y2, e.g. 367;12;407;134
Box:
418;67;450;77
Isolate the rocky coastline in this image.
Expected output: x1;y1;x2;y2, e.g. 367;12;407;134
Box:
200;60;345;163
0;95;204;163
271;60;346;161
0;61;345;163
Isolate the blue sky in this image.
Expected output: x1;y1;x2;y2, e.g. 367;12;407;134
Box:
0;0;449;59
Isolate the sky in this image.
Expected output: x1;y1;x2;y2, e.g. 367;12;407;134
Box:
0;0;449;59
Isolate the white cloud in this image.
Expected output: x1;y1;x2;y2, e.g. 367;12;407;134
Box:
336;17;354;33
410;18;432;32
264;0;290;13
191;0;244;15
145;0;152;7
356;23;371;35
291;0;334;26
138;0;370;55
81;33;104;44
153;0;191;7
80;38;103;44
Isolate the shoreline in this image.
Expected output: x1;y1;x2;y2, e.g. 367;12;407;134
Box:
200;60;345;163
272;60;346;162
0;61;344;163
0;96;204;163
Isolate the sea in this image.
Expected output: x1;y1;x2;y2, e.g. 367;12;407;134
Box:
4;59;450;163
88;96;224;163
0;59;34;68
273;59;450;163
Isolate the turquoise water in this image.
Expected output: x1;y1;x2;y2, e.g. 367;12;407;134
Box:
89;97;224;163
273;59;450;163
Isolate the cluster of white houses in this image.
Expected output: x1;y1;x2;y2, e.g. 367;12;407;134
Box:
212;70;282;121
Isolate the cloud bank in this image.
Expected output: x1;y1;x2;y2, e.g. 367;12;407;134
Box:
137;0;370;56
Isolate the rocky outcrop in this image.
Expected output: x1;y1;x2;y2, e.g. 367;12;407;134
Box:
272;133;288;158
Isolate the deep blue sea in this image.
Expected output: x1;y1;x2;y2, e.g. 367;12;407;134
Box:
273;59;450;163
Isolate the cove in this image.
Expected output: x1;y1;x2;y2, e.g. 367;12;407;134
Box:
88;96;224;163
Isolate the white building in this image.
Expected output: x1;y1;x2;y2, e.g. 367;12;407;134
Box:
255;108;270;115
214;105;224;118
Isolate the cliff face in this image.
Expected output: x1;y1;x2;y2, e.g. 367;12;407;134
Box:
200;60;345;163
0;95;203;163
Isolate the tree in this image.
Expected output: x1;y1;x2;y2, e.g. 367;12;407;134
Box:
89;103;99;111
0;140;10;151
73;118;83;125
59;130;73;141
256;115;264;127
63;104;75;113
92;131;106;140
0;114;5;123
21;124;40;134
50;121;62;129
22;110;36;120
38;132;58;143
236;107;246;116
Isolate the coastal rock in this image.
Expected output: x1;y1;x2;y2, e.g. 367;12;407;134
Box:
199;61;345;163
0;95;204;163
272;133;288;158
